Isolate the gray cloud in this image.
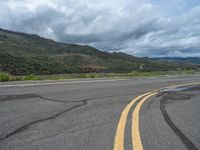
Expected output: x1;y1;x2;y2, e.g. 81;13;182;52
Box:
0;0;200;57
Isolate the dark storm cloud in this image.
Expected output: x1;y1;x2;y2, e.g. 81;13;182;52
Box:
0;0;200;57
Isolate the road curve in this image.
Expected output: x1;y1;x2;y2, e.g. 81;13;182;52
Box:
0;76;199;150
114;82;200;150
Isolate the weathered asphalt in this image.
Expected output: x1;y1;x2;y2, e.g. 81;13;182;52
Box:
0;76;199;150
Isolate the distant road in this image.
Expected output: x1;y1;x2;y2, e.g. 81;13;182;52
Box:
0;76;199;150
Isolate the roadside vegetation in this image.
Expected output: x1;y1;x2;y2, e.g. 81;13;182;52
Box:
0;72;21;82
0;72;10;81
0;70;197;82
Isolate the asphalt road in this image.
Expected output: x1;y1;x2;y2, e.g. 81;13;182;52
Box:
0;75;199;150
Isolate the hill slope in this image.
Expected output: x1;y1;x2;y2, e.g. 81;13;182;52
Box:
0;28;198;75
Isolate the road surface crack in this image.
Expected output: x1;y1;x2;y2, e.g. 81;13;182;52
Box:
160;93;198;150
0;100;88;142
0;92;133;142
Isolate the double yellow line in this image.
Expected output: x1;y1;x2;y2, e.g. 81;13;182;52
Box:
114;82;199;150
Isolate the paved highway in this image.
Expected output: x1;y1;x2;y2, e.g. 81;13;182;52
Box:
0;76;199;150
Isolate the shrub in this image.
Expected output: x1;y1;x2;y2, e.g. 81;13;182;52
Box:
0;72;10;82
23;74;40;80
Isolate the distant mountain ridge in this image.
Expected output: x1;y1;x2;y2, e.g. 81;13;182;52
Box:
0;28;198;75
153;57;200;65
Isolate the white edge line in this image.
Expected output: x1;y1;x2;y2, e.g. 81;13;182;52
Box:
0;79;129;88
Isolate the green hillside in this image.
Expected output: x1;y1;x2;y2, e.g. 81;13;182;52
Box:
0;28;198;75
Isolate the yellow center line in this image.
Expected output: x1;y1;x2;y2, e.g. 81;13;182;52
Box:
132;92;158;150
161;82;200;91
114;82;200;150
131;82;200;150
114;92;151;150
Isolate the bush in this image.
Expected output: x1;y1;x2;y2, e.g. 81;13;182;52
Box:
23;74;40;80
127;71;166;76
0;72;10;82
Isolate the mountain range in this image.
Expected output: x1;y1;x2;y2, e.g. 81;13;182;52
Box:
0;28;199;75
152;57;200;65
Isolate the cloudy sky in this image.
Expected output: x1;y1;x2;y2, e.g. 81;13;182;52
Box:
0;0;200;57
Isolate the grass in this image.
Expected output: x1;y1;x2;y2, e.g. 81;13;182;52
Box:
0;70;197;82
0;72;21;82
0;72;10;81
23;74;40;80
128;71;172;76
